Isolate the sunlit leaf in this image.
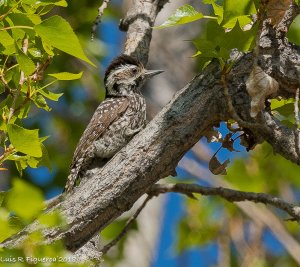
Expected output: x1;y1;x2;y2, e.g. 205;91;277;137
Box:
39;88;63;101
39;0;68;6
154;4;207;29
0;31;15;54
288;15;300;45
222;0;256;28
16;52;35;76
33;94;51;111
38;211;65;227
6;179;44;221
35;16;95;66
48;71;83;80
38;144;52;170
7;124;42;157
0;209;17;242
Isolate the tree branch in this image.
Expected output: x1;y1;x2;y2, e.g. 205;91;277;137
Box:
149;183;300;221
91;0;111;39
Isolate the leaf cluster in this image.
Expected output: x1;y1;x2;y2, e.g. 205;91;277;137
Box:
0;0;91;174
156;0;300;68
0;179;90;266
155;0;258;69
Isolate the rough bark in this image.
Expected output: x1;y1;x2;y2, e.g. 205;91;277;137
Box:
1;0;300;253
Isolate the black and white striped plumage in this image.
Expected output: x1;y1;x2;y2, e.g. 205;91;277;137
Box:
64;54;163;193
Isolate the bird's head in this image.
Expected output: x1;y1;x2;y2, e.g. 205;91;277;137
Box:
104;54;163;97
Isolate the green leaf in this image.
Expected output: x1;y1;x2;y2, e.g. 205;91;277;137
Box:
7;124;42;157
287;15;300;45
192;20;256;69
16;52;35;76
203;0;224;24
192;21;227;67
16;100;30;119
33;94;51;111
7;13;36;27
28;47;42;58
22;0;39;4
6;179;44;221
0;31;15;54
7;216;24;234
177;198;221;252
4;17;26;41
48;71;83;80
154;4;205;29
34;16;94;66
27;14;42;25
193;38;219;58
222;0;256;28
39;0;68;7
39;88;63;101
212;2;223;24
41;39;54;56
38;144;52;170
0;208;16;242
271;98;295;126
102;218;137;240
272;103;294;117
271;98;294;110
221;21;257;52
6;154;30;172
38;211;65;227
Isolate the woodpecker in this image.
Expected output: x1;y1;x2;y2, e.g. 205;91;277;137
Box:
64;54;163;193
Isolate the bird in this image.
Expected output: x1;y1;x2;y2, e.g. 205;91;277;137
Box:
64;54;163;193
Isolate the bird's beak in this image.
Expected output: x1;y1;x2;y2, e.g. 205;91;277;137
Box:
144;69;164;78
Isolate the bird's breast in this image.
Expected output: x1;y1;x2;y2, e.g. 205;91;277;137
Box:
93;94;146;158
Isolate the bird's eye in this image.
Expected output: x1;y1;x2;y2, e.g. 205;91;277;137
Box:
131;68;138;74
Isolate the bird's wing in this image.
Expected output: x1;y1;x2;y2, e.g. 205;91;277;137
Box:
65;97;129;193
71;97;129;167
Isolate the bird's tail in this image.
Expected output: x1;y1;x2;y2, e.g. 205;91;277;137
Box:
64;161;82;193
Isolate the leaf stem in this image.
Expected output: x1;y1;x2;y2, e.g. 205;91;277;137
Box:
35;80;58;93
6;64;19;72
0;26;34;32
0;147;16;165
203;16;218;20
1;55;9;70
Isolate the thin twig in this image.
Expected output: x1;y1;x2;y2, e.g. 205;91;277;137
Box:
0;147;16;163
0;0;23;20
19;38;28;86
0;26;33;31
8;38;28;122
91;0;111;40
294;88;300;162
100;181;300;254
0;56;14;94
148;183;300;221
0;73;14;94
30;56;52;81
100;195;153;255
